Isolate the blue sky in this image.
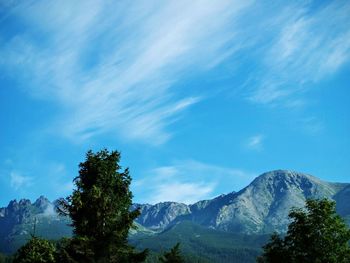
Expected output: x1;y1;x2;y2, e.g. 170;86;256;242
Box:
0;0;349;206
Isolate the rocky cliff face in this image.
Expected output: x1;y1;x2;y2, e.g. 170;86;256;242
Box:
133;202;191;230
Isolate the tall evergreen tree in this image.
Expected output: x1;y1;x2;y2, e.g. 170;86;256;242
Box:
258;198;350;263
58;149;147;263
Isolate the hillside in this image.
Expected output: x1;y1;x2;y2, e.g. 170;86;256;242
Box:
130;221;269;263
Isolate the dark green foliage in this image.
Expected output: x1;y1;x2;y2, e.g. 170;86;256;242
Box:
159;243;184;263
258;198;350;263
0;253;11;263
13;236;55;263
131;221;267;263
54;237;94;263
58;149;147;262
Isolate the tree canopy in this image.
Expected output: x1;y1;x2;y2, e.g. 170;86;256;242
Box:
13;236;56;263
58;149;147;262
258;198;350;263
159;243;184;263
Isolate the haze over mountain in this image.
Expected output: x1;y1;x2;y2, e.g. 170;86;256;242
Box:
1;170;349;256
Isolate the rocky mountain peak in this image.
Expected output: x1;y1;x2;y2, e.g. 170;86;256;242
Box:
134;201;190;230
212;170;348;234
249;170;340;199
18;199;31;207
34;196;50;212
6;199;31;215
7;199;18;209
251;170;318;185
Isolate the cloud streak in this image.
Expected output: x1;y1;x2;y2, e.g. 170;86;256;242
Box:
10;171;33;190
133;160;255;204
0;0;252;144
247;134;264;151
249;1;350;105
1;0;349;146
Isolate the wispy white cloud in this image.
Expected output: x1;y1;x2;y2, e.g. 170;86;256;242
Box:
0;0;253;144
150;182;214;205
42;203;57;217
133;160;255;204
248;1;350;105
10;171;33;190
246;134;264;151
133;164;215;204
1;0;348;146
5;157;73;197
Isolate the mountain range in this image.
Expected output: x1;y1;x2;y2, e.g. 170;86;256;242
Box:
133;170;349;233
1;170;349;261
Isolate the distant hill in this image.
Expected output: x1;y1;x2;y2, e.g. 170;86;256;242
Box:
1;170;349;260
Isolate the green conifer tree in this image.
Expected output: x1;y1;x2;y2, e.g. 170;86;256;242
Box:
258;198;350;263
58;149;147;263
13;236;56;263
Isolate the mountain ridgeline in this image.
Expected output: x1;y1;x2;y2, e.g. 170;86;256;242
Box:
1;170;349;258
0;196;71;254
133;170;349;233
